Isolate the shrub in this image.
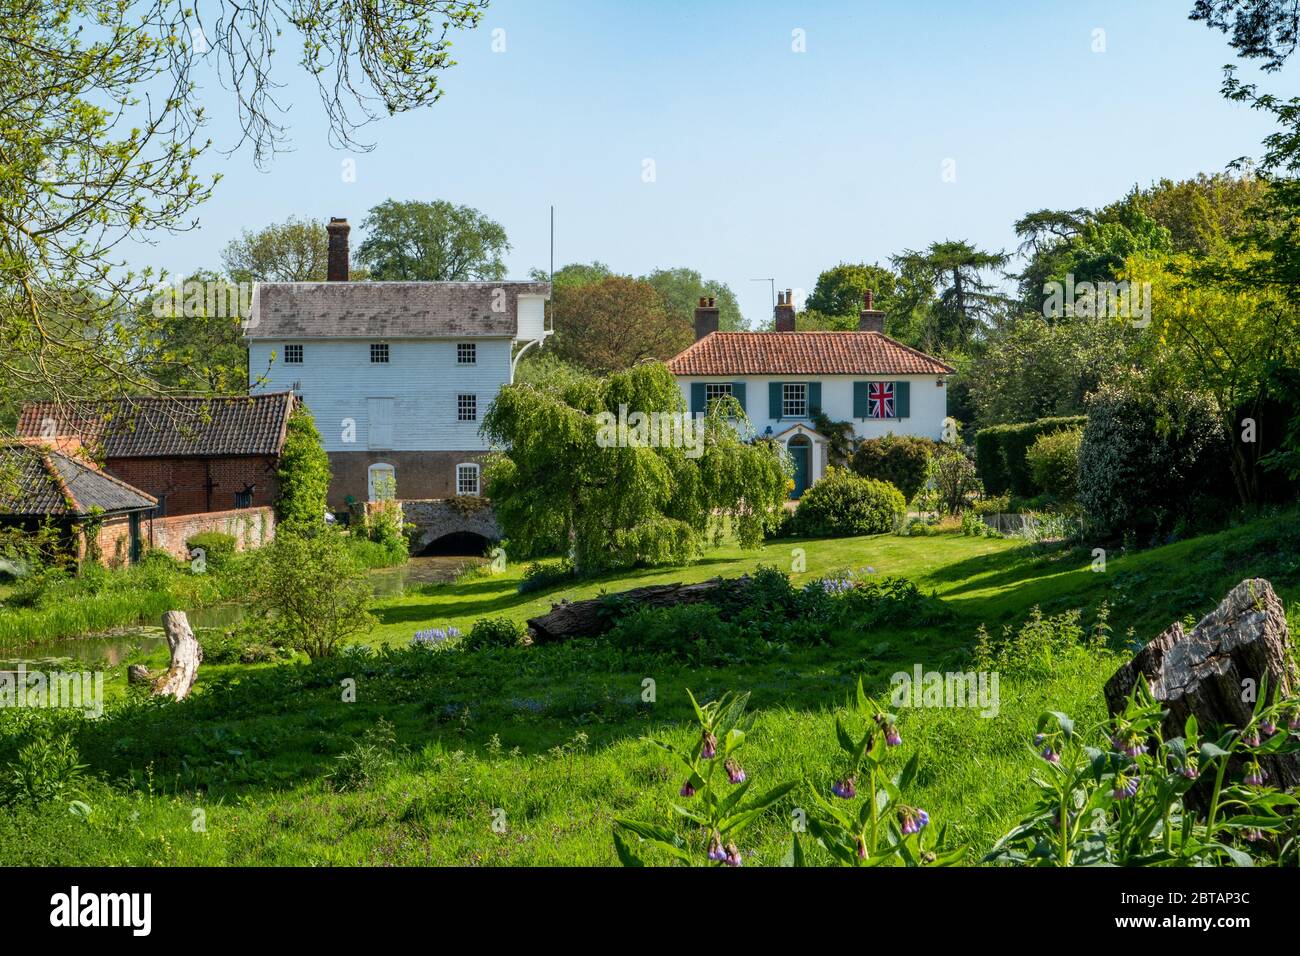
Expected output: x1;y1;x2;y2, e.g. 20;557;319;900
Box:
0;732;88;808
185;531;237;572
327;719;398;793
792;468;906;537
928;449;980;514
604;604;759;665
1024;427;1083;502
517;558;574;594
974;416;1087;497
275;402;332;531
247;528;374;659
851;434;935;503
1077;382;1227;539
462;617;525;651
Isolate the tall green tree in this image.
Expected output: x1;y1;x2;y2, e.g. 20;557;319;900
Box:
222;217;330;283
481;362;788;575
276;403;333;530
549;276;691;374
356;200;510;281
642;267;747;331
891;241;1009;352
804;262;899;327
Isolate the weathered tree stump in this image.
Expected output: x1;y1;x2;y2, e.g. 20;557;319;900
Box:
126;664;152;686
1104;578;1300;797
150;610;204;700
526;576;750;643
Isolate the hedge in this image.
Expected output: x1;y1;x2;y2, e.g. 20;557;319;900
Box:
974;416;1086;497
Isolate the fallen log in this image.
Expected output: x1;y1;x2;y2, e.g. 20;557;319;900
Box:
150;610;204;700
1104;577;1300;797
527;576;750;643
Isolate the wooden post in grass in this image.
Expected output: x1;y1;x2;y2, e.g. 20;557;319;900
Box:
1104;578;1300;798
150;610;204;700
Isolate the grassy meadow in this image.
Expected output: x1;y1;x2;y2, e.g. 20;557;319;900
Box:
1;512;1298;865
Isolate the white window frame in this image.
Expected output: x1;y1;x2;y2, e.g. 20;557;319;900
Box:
457;393;478;422
367;462;396;501
283;344;303;364
705;383;733;408
370;343;390;364
457;343;477;365
456;462;481;497
783;382;807;419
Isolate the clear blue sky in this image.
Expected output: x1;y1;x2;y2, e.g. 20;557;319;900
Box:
132;0;1294;326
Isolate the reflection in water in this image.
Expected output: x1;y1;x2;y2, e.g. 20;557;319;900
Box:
2;555;482;668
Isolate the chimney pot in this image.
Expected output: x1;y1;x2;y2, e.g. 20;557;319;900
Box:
326;217;350;282
858;288;886;334
693;296;720;341
774;286;796;333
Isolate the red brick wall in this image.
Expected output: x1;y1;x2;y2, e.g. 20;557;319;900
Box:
146;506;275;561
106;456;279;517
82;513;137;569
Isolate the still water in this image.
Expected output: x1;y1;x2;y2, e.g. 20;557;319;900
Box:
0;555;479;669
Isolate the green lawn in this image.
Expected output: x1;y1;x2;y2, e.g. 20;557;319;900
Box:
2;514;1297;866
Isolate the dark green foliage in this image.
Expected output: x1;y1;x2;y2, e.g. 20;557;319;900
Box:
327;719;399;793
851;434;935;502
185;531;237;571
810;409;856;467
1077;382;1228;539
792;468;906;537
463;617;526;651
974;416;1087;497
517;559;574;594
275;403;331;531
1024;428;1083;503
1;731;87;808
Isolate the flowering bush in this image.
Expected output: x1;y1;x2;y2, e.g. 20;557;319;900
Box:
987;678;1300;866
794;679;964;866
411;625;461;648
614;691;796;866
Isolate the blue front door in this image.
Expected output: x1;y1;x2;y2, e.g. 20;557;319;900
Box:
791;442;810;498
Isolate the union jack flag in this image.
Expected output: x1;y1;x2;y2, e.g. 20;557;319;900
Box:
869;382;895;419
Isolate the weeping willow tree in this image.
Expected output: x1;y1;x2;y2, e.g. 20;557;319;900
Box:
481;362;789;575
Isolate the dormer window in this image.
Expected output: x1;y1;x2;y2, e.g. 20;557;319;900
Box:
370;343;389;364
457;343;477;365
283;344;303;364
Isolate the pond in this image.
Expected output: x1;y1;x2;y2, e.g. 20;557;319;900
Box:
0;555;481;670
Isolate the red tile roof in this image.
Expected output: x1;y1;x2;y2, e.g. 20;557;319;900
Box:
666;331;955;377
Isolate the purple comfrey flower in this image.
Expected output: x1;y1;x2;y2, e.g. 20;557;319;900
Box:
1242;730;1261;748
1180;761;1199;781
1112;774;1139;800
898;810;919;836
724;758;746;785
856;836;867;860
1244;763;1266;787
831;776;857;799
1243;828;1264;843
1261;720;1278;737
723;842;743;867
707;834;727;862
1033;733;1046;747
885;724;902;747
701;731;717;760
679;780;696;798
1288;711;1300;732
916;809;930;830
1041;746;1060;764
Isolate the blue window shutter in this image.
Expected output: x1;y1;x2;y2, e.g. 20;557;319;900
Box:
853;382;869;419
895;380;910;418
769;382;783;420
732;382;746;412
808;382;822;417
690;382;706;415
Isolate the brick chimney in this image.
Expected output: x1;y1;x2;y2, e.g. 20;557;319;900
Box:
774;288;796;332
326;217;350;282
694;296;720;340
858;289;885;333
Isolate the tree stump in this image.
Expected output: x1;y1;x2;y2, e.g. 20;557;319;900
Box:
126;664;152;686
526;576;750;643
151;610;204;700
1104;578;1300;796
